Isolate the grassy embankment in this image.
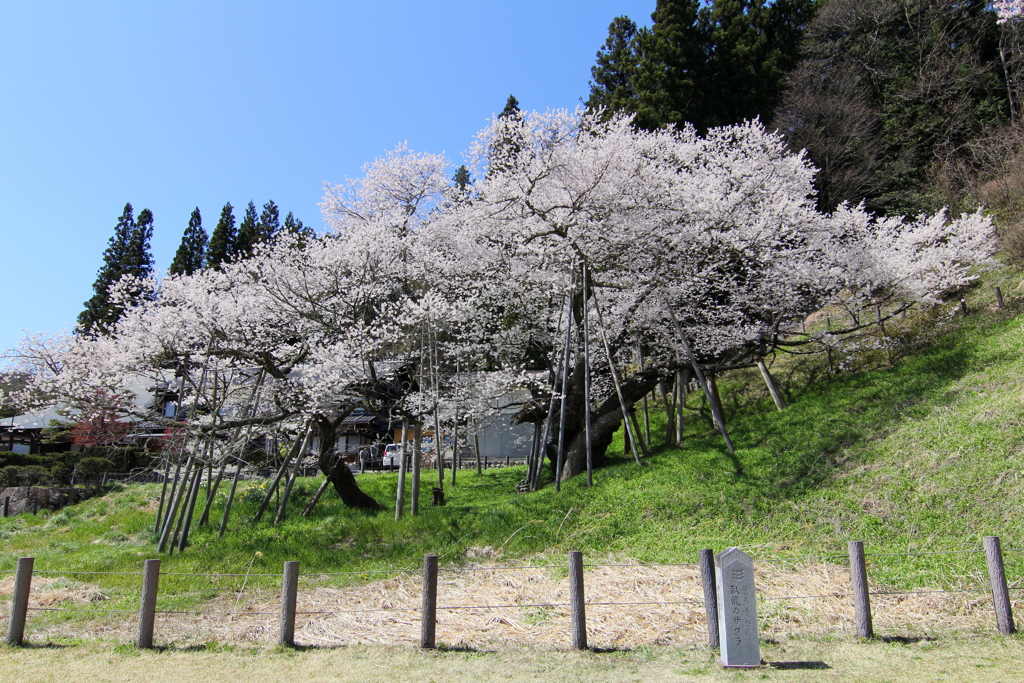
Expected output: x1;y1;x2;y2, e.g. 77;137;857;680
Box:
1;268;1023;616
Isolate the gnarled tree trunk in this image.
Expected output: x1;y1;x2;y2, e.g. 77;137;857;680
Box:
315;412;382;511
517;358;669;485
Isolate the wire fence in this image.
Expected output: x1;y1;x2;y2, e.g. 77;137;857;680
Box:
3;538;1021;650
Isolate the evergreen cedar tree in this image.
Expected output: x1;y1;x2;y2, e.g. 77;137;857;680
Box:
224;200;284;261
233;201;260;259
168;207;208;276
83;197;303;337
33;111;994;493
207;202;237;269
78;203;155;335
258;200;280;244
586;0;815;133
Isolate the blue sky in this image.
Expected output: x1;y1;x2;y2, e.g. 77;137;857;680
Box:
0;0;654;354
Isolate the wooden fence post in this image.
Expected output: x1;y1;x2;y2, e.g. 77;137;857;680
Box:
848;541;873;638
136;559;161;649
3;496;8;517
279;561;299;646
568;551;587;650
983;536;1016;635
421;554;438;649
6;557;34;646
995;286;1004;309
699;549;720;649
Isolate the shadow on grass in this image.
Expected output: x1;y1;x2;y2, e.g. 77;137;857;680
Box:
670;324;989;515
768;660;831;670
879;635;938;645
434;643;495;653
8;641;71;650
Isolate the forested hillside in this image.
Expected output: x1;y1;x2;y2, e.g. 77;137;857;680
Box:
587;0;1024;220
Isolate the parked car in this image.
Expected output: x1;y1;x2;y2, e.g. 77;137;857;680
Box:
380;444;402;469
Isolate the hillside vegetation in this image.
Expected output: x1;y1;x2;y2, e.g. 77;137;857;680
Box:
2;272;1022;603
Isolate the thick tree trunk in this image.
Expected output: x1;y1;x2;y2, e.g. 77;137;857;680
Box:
516;357;668;485
316;413;382;511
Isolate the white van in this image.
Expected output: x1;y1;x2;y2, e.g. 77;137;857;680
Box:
381;444;403;469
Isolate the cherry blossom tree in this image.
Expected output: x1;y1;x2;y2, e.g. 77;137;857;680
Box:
4;111;996;503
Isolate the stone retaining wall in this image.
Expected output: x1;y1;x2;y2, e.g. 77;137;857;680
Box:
0;485;103;516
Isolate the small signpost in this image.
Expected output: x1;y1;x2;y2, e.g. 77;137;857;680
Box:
715;548;761;668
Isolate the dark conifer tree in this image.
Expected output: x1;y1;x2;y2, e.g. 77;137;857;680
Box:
453;165;471;192
125;208;155;279
282;211;314;247
636;0;709;130
234;201;259;259
169;207;208;276
703;0;816;128
79;203;135;334
78;203;155;335
586;16;640;118
207;202;237;269
258;200;280;244
587;0;816;132
499;94;521;119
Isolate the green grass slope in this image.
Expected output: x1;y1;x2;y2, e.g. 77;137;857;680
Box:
2;276;1022;600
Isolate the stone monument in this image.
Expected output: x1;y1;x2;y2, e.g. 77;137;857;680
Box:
715;547;760;667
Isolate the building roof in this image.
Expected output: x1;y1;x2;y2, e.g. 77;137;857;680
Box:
1;407;65;430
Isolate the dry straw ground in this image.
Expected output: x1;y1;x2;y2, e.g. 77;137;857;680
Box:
2;556;1009;649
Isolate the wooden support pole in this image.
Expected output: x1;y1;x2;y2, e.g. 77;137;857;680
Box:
666;309;735;455
848;541;873;638
279;561;299;646
275;426;315;526
218;460;243;538
583;262;593;487
412;424;423;515
396;419;409;521
534;371;560;490
420;554;438;649
628;406;650;458
757;359;788;411
568;551;587;650
555;267;575;491
451;414;459;487
301;475;332;517
197;455;227;528
253;421;311;525
6;557;33;646
474;430;482;477
158;456;193;553
592;290;642;466
162;456;196;552
699;549;719;650
996;286;1004;309
153;455;173;534
434;408;444;491
984;536;1016;635
136;559;161;649
174;464;204;553
3;496;8;517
